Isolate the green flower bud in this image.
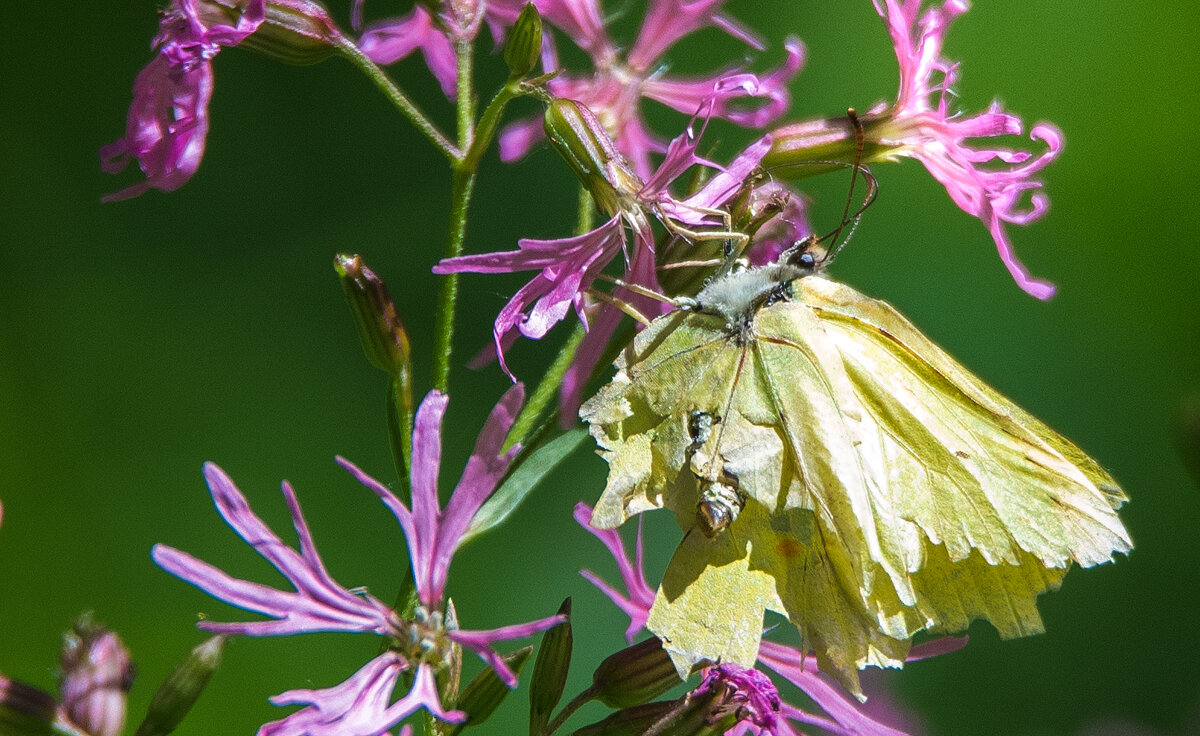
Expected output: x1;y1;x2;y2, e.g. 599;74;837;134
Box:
590;637;683;709
504;4;543;77
567;702;678;736
760;112;894;180
198;0;349;65
529;598;573;734
448;647;532;735
335;254;412;377
0;676;56;736
543;100;638;218
133;636;224;736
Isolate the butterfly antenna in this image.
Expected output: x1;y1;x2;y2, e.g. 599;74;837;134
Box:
821;108;877;267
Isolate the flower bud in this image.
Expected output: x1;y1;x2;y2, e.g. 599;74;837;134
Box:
197;0;349;64
0;676;56;736
543;99;637;217
133;636;224;736
334;254;412;376
760;112;894;180
568;702;679;736
58;613;134;736
504;4;543;77
448;647;532;734
590;637;682;709
529;598;572;734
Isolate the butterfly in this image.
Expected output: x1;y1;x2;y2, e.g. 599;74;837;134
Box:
579;239;1132;694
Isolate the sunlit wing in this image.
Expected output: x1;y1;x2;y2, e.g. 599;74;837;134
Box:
580;273;1132;696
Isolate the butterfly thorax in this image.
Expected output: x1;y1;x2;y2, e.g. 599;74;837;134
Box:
689;263;811;343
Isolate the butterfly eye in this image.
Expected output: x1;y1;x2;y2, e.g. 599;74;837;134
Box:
798;251;817;269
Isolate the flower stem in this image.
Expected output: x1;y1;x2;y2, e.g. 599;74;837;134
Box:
431;36;484;394
543;686;599;736
433;167;475;394
338;42;460;161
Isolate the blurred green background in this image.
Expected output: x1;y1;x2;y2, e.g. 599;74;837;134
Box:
2;1;1199;734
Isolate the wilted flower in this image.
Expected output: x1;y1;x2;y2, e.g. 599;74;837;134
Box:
695;664;781;733
574;502;967;736
500;0;803;177
101;0;348;201
100;0;266;201
153;386;562;735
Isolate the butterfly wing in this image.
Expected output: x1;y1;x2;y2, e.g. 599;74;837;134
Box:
746;275;1130;688
583;309;746;531
581;275;1131;695
791;274;1130;572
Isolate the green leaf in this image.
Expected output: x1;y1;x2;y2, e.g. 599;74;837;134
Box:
529;599;573;736
461;428;588;546
448;647;533;734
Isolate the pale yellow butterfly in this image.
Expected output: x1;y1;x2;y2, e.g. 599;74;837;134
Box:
580;239;1132;695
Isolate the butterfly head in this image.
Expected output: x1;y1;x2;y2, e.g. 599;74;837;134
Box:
779;234;829;275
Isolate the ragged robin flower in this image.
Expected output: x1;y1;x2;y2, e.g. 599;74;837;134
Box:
435;99;772;417
101;0;349;202
762;0;1062;298
498;0;803;177
152;386;562;735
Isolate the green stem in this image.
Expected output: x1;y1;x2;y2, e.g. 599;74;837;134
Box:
386;377;413;497
338;42;459;161
543;686;598;736
461;80;521;172
433;168;475;394
432;37;482;394
504;323;585;450
455;38;476;152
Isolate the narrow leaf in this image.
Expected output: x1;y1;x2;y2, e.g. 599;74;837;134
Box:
461;428;588;545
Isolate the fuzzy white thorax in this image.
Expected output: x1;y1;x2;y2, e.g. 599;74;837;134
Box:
691;263;810;330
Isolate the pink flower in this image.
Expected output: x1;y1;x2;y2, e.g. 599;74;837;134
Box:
501;0;803;177
572;504;654;642
100;0;265;201
871;0;1061;299
574;502;967;736
358;5;458;98
436;104;770;418
357;0;532;99
153;387;562;734
697;664;782;733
